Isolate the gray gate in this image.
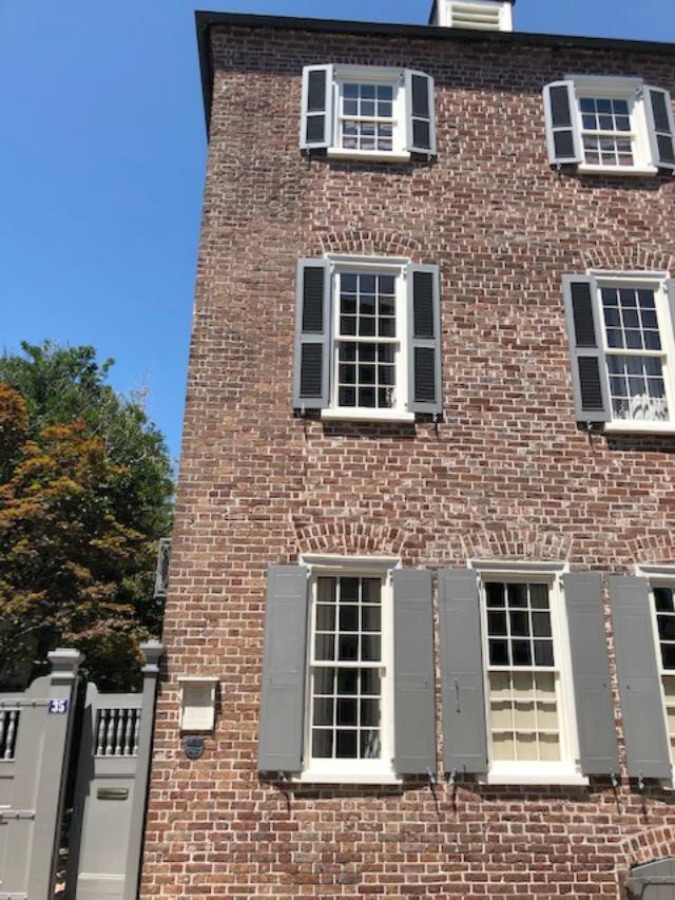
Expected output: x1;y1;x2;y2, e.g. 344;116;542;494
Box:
0;649;82;900
66;641;162;900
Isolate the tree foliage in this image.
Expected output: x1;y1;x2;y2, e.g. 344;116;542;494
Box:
0;342;173;689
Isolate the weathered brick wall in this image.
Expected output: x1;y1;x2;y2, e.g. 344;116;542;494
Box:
140;24;675;899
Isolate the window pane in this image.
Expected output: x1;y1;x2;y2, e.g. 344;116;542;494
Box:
312;730;333;758
338;669;358;694
314;669;334;694
338;634;359;661
313;697;333;726
316;604;336;631
489;640;509;666
336;698;357;726
339;605;359;632
487;611;507;636
315;634;335;660
485;582;505;607
512;641;532;666
336;730;358;758
655;588;674;612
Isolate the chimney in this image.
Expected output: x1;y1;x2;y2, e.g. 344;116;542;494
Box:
431;0;515;32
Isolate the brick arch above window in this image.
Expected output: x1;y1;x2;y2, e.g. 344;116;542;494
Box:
620;826;675;879
316;229;423;260
578;245;675;275
629;534;675;565
460;527;575;564
292;519;410;558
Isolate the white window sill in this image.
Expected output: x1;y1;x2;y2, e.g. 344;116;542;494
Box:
603;421;675;434
321;408;416;424
295;770;401;786
326;148;411;164
577;164;658;177
480;768;588;787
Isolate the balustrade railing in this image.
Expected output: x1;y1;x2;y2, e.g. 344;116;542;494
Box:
0;708;20;760
94;707;141;757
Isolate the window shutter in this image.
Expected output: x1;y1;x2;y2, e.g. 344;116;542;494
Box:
258;565;309;772
608;575;671;780
300;65;334;150
562;275;611;423
407;264;442;415
644;86;675;171
438;569;488;775
393;569;436;776
563;573;618;776
542;81;582;165
404;71;436;156
293;259;331;410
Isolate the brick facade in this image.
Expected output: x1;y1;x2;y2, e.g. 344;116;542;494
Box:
140;15;675;898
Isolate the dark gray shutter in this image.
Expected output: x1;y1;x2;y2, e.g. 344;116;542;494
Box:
543;81;582;165
645;86;675;171
608;575;671;780
300;65;333;150
563;573;618;776
258;565;309;772
404;70;436;156
393;569;436;776
407;264;442;415
562;275;611;423
438;569;488;775
293;259;331;410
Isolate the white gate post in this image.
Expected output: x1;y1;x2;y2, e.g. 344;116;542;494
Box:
27;648;83;899
123;640;164;900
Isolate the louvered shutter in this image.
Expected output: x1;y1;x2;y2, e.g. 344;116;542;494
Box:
438;569;488;775
293;259;331;410
393;569;436;775
563;573;618;776
645;86;675;171
562;275;611;423
608;576;671;780
543;81;582;165
407;264;442;415
300;65;334;150
258;566;309;772
404;71;436;156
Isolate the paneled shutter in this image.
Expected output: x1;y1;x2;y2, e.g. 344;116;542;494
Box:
404;71;436;156
543;81;582;165
393;569;436;775
645;86;675;171
258;566;309;772
407;264;442;415
563;573;618;775
293;259;331;410
438;569;488;775
562;275;611;423
608;575;671;780
300;65;334;150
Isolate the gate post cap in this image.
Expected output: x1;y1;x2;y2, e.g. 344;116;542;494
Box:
47;648;84;679
140;640;164;673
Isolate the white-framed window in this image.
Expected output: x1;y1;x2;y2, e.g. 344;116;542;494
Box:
543;76;675;174
473;562;582;784
640;569;675;767
300;65;436;161
563;271;675;430
293;257;442;421
300;555;397;783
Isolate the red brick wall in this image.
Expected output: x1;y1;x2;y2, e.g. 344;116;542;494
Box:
140;24;675;899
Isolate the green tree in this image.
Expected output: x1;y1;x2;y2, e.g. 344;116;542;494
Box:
0;343;174;689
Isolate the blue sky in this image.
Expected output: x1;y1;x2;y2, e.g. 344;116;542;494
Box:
2;0;675;463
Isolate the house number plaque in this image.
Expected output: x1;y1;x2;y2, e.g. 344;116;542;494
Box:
184;736;205;760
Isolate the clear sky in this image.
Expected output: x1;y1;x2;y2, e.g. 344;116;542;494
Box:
2;0;675;463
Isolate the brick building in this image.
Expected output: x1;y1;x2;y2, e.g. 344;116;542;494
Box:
141;1;675;896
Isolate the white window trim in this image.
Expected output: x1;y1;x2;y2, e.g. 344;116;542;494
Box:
566;74;658;176
469;560;587;786
326;65;411;162
320;254;412;423
635;565;675;783
295;554;401;784
587;269;675;432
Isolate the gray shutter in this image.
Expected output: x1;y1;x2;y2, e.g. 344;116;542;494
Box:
258;565;309;772
543;81;582;165
404;70;436;156
645;86;675;171
608;575;671;780
563;573;618;776
300;65;334;150
562;275;611;423
438;569;488;775
407;264;442;415
293;259;331;410
393;569;436;776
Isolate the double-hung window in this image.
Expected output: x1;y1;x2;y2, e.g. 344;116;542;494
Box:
300;65;436;160
563;272;675;430
293;257;442;421
258;561;436;783
543;76;675;174
651;582;675;763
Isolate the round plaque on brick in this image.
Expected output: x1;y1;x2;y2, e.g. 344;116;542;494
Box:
183;736;205;760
